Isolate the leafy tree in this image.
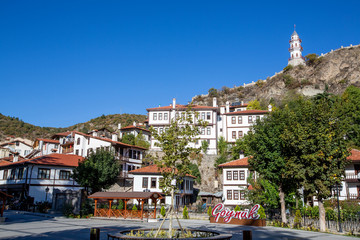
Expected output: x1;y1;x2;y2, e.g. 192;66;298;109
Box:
188;163;201;184
207;206;212;217
305;53;322;66
281;97;350;231
246;177;279;210
134;131;150;149
72;149;120;194
208;88;218;98
246;100;262;110
258;206;266;219
150;106;206;237
160;206;166;217
121;134;135;145
230;138;248;160
217;136;228;156
234;205;241;212
182;206;189;219
200;140;209;154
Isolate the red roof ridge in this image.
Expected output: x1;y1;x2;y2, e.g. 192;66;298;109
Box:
218;157;250;167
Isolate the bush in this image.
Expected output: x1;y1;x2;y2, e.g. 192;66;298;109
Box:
256;80;265;88
80;199;94;216
283;65;293;72
258;206;266;220
63;203;74;217
132;205;138;211
301;79;311;87
116;200;124;210
305;53;323;66
161;206;166;217
183;206;189;219
283;74;298;89
325;207;336;221
234;205;241;212
208;88;218;98
207;206;212;217
37;201;52;213
293;210;302;228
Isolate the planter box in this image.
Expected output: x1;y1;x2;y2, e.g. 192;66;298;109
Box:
210;216;266;226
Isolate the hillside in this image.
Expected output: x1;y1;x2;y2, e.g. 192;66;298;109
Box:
0;113;147;142
192;44;360;106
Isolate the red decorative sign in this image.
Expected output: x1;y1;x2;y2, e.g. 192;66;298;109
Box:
211;203;260;223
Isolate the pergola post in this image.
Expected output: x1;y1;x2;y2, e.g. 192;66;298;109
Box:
108;200;112;218
124;200;128;219
153;198;157;219
141;200;144;220
94;200;98;217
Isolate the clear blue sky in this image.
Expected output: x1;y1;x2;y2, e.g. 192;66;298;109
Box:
1;1;359;127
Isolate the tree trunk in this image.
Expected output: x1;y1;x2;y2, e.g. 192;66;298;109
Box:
169;188;175;238
279;185;287;224
318;199;326;232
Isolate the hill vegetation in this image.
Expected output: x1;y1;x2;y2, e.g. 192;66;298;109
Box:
0;113;147;142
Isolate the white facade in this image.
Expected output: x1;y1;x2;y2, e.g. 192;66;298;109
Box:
218;157;253;206
288;29;305;66
0;140;33;158
131;165;195;206
32;139;60;157
0;154;83;204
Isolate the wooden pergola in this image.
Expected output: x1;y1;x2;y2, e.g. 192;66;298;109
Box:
88;191;163;220
0;191;13;217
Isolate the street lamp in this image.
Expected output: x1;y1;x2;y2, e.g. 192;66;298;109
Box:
45;187;49;202
332;178;343;233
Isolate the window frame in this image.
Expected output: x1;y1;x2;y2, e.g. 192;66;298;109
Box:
153;113;157;120
232;131;236;139
3;169;8;180
240;190;245;200
227;190;232;200
150;177;157;188
248;116;253;123
158;113;162;120
164;113;168;120
226;171;232;180
38;168;51;179
17;168;24;179
231;117;236;124
142;177;148;188
238;131;243;138
238;116;242;124
233;190;239;200
207;112;211;120
206;127;211;135
233;171;239;180
59;170;71;180
239;170;245;180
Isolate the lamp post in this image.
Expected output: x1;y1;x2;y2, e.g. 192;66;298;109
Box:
335;183;342;233
45;187;49;202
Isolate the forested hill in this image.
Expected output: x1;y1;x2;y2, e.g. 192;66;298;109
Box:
0;113;147;141
192;44;360;107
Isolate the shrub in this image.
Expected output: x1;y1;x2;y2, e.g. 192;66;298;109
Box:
80;199;94;216
208;88;218;98
183;206;189;219
256;80;265;88
234;205;241;212
258;206;266;219
63;203;74;217
339;79;348;84
293;210;302;228
117;200;124;210
132;205;138;211
283;74;297;88
207;206;212;217
315;84;320;89
283;65;293;72
301;79;311;87
305;53;323;66
161;206;166;217
325;207;336;221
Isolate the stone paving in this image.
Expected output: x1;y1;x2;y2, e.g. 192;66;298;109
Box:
0;211;358;240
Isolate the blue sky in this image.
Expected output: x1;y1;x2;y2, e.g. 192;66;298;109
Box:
1;1;359;127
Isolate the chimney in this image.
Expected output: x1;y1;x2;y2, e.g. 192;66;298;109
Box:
268;104;273;112
172;98;176;109
133;121;136;127
92;131;98;137
226;101;230;113
112;133;118;142
220;106;225;114
241;101;244;105
239;153;245;159
213;97;217;107
118;123;122;130
13;153;19;162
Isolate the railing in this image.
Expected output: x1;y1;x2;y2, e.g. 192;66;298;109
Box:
94;208;154;219
62;148;73;154
348;194;359;200
288;46;303;51
345;173;360;181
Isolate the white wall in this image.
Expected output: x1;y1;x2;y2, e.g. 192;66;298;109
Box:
222;167;250;206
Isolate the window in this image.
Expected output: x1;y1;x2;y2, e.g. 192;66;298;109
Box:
16;141;19;146
77;138;80;145
226;171;232;180
233;171;238;180
239;170;245;180
9;169;16;180
153;113;157;120
38;168;51;179
233;190;239;200
207;112;211;120
248;116;253;123
232;117;236;124
75;149;79;155
201;128;205;135
3;170;8;180
238;116;242;124
59;170;71;180
256;116;260;121
159;113;162;120
232;131;236;139
164;113;168;120
151;178;157;188
201;112;205;120
238;131;243;138
142;177;148;188
207;127;211;135
227;190;232;200
159;128;163;134
240;191;245;200
18;168;24;179
190;181;193;190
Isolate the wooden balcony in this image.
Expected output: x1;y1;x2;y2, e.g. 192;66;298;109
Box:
344;173;360;182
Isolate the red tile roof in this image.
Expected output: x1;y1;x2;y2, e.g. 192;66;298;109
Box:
348;149;360;161
224;110;269;115
36;138;60;144
130;164;196;179
121;125;150;133
147;104;218;111
218;157;250;168
0;153;83;168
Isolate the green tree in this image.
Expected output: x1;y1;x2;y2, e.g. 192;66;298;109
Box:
188;163;201;184
230;138;248;160
150;106;206;237
246;100;262;110
281;97;350;231
121;134;135;145
160;206;166;217
134;131;150;149
183;206;189;219
201;140;209;154
72;149;120;193
246;177;279;210
207;206;212;217
208;88;218;98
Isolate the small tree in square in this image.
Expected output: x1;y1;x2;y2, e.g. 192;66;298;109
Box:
150;105;206;237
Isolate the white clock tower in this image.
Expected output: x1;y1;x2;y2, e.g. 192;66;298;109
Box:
288;25;305;66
